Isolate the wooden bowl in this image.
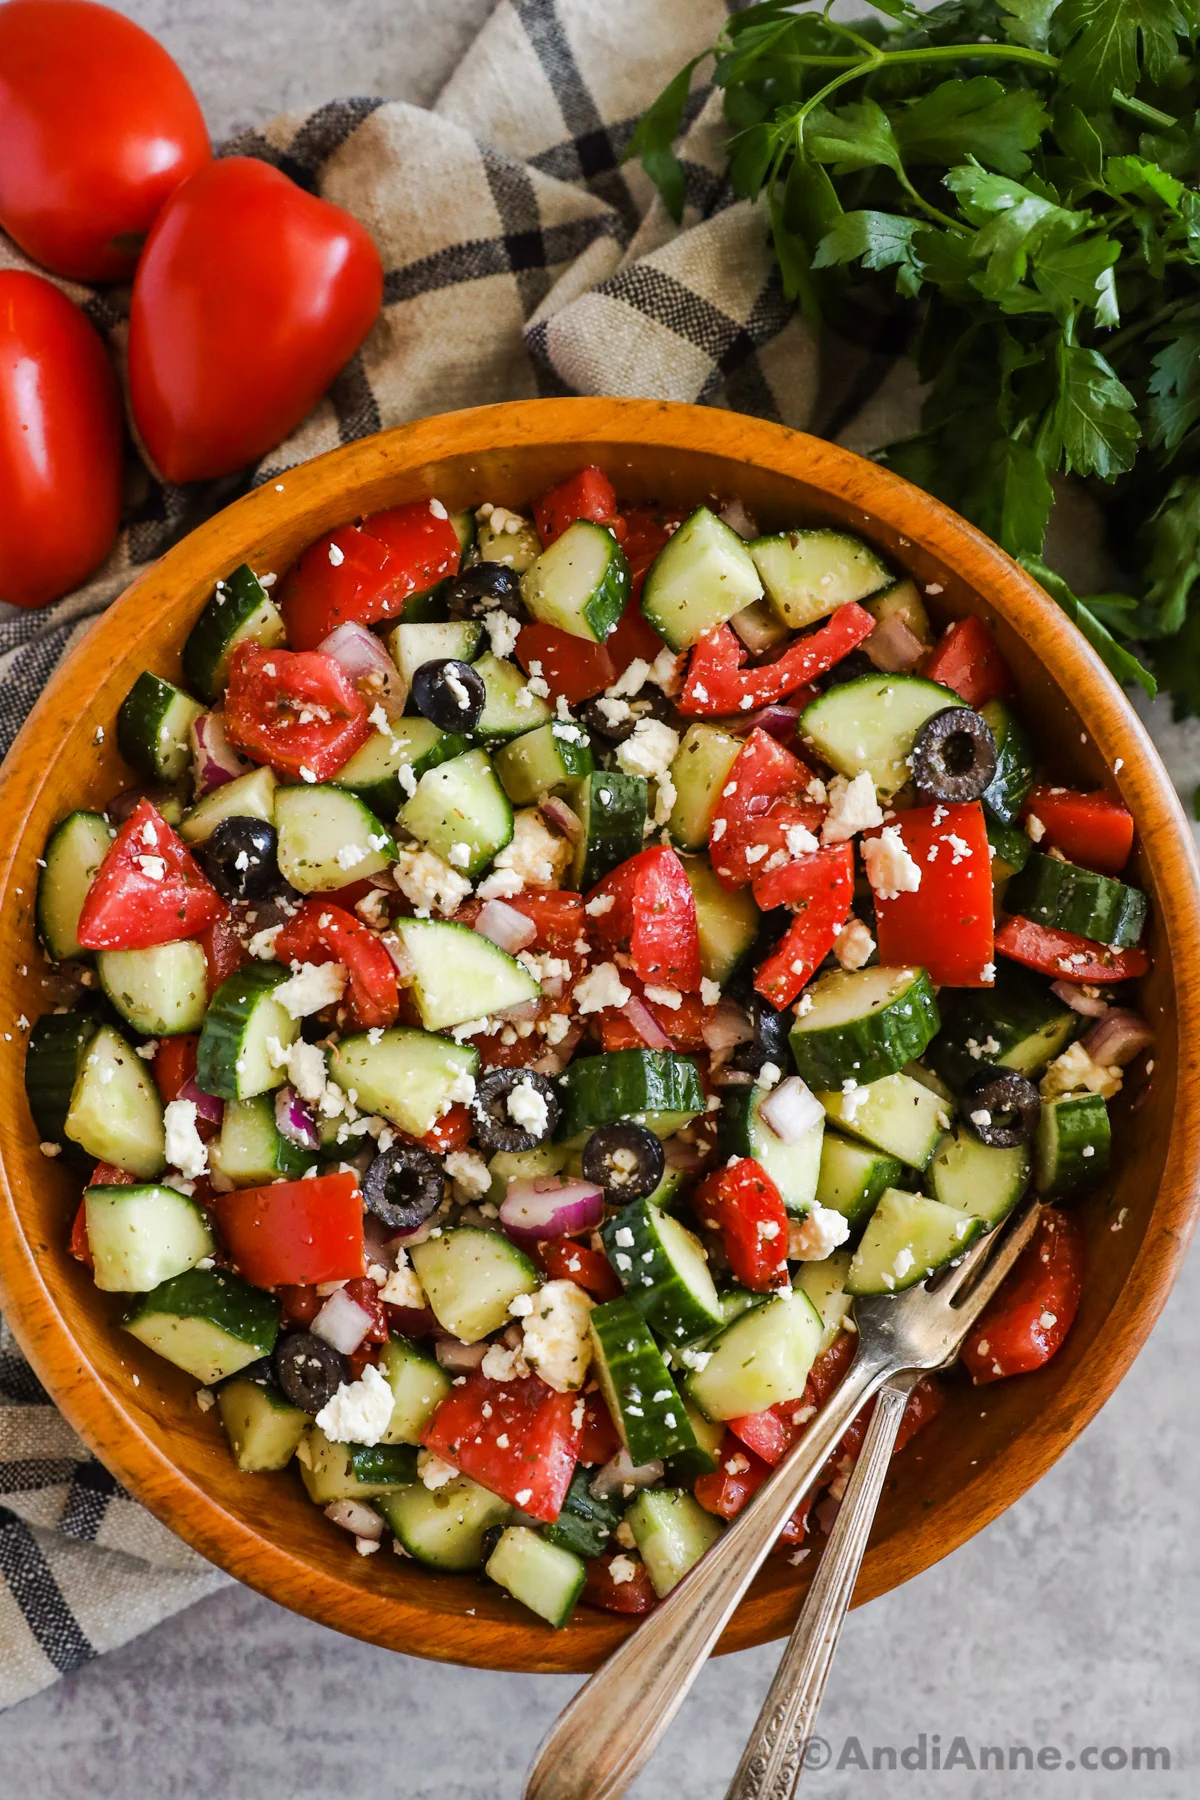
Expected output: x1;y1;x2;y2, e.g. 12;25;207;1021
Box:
1;398;1198;1674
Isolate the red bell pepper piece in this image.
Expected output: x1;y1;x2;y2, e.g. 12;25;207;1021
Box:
707;728;824;893
994;915;1150;983
679;603;875;717
533;465;619;546
224;641;371;781
152;1034;199;1106
76;799;225;952
1022;785;1134;876
274;898;399;1029
420;1369;583;1522
587;846;702;992
578;1389;623;1466
214;1171;364;1288
867;801;995;988
921;615;1014;708
961;1208;1084;1384
582;1552;658;1614
278;503;461;650
535;1238;623;1303
694;1158;789;1292
199;913;248;998
515;622;615;705
752;845;855;1007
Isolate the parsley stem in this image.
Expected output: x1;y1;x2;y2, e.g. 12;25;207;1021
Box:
1110;91;1178;131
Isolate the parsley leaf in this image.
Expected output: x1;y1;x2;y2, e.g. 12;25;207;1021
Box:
895;78;1049;177
624;54;710;224
1056;0;1191;111
1147;308;1200;450
805;100;904;175
1041;340;1140;479
813;211;925;296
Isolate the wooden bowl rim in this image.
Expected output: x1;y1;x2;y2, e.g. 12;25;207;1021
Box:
2;396;1199;1673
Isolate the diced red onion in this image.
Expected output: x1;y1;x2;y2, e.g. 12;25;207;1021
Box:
318;621;407;720
718;497;758;540
662;1134;709;1175
532;1020;583;1076
311;1288;374;1355
758;1075;823;1144
1051;980;1110;1019
541;795;584;843
864;611;926;674
434;1336;488;1372
106;784;178;825
380;932;414;982
190;710;251;797
589;1449;664;1498
178;1078;224;1128
730;703;800;743
1082;1008;1153;1068
475;899;538;954
701;998;754;1053
711;1065;754;1087
325;1498;384;1540
274;1085;320;1150
620;993;673;1050
362;1215;397;1267
500;1176;605;1246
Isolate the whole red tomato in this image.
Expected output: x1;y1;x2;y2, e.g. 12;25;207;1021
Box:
0;270;124;607
0;0;210;281
128;158;383;484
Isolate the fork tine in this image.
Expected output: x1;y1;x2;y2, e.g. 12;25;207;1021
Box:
945;1197;1043;1322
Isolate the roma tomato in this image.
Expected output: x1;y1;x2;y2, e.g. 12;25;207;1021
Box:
583;1553;657;1614
693;1157;789;1291
535;1238;623;1303
278;502;462;650
421;1370;583;1522
866;801;994;988
1022;786;1134;877
515;622;615;705
224;642;371;780
214;1171;365;1288
152;1036;199;1106
921;616;1014;709
0;1;210;280
128;157;383;484
76;800;225;951
586;846;702;992
533;466;618;546
961;1208;1084;1383
0;271;124;608
274;898;398;1029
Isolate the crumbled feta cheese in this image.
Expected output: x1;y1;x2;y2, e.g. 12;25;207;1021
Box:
595;696;632;730
893;1246;915;1280
282;1038;328;1105
328;542;345;566
482;607;521;660
444;1150;490;1201
492;808;571;889
585;892;615;917
643;985;682;1010
1025;813;1045;843
397;763;418;800
700;977;721;1007
248;923;284;960
1040;1310;1058;1329
785;821;820;856
821;772;884;844
1040;1040;1123;1101
379;1252;425;1310
507;1079;550;1137
315;1363;394;1445
481;1341;528;1382
652;770;677;828
608;658;651;699
834;917;875;971
647;646;685;695
543;1011;572;1045
787;1203;851;1261
573;961;631;1014
795;991;814;1017
607;1554;638;1585
417;1449;458;1490
137;855;166;881
163;1099;209;1181
519;1280;594;1392
393;844;472;916
275;960;347;1018
448;842;473;870
615;717;679;785
755;1061;782;1090
863;825;922;900
298;766;318;784
476;865;524;899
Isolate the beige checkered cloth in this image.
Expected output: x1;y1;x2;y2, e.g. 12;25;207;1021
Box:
0;0;850;1706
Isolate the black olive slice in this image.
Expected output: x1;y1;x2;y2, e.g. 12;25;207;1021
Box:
911;707;998;804
362;1142;445;1233
582;1121;666;1201
273;1331;349;1415
961;1070;1041;1148
410;658;487;733
470;1068;561;1155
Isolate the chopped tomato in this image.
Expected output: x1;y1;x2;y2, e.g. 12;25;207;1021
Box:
620;507;685;606
694;1431;771;1517
708;728;824;894
752;845;854;1007
419;1103;473;1155
578;1389;623;1465
921;615;1014;708
867;801;995;988
514;622;615;705
536;1238;623;1303
278;501;461;649
89;1163;139;1187
693;1158;789;1291
224;642;371;780
606;591;666;671
826;1375;943;1480
533;466;618;546
199;913;248;997
318;878;375;913
587;846;702;992
962;1208;1084;1384
598;984;711;1052
1022;786;1134;876
69;1197;92;1267
421;1369;583;1522
278;1283;322;1328
340;1275;389;1345
274;898;399;1029
152;1035;199;1105
76;799;225;952
582;1552;658;1614
457;889;586;962
994;916;1150;983
679;604;875;716
214;1171;364;1288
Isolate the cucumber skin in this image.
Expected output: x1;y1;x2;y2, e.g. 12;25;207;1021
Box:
183;565;284;701
124;1266;280;1347
599;1198;723;1343
1005;853;1147;950
980;700;1035;825
24;1013;99;1147
196;963;295;1101
36;811;114;962
571;771;647;889
556;1050;705;1144
116;672;202;783
926;972;1078;1094
589;1298;697;1465
788;968;940;1090
1035;1092;1111;1198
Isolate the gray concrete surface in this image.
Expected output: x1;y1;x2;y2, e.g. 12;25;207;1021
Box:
1;3;1195;1794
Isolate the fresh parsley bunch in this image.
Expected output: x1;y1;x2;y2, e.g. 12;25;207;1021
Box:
631;0;1200;708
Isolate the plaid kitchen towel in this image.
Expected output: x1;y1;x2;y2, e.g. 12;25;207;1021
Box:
0;0;853;1707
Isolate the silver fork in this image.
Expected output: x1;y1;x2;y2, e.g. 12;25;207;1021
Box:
524;1197;1042;1800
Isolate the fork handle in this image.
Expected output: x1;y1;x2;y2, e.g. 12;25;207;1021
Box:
723;1373;918;1800
523;1346;892;1800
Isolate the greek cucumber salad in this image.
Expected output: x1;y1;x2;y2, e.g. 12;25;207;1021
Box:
25;466;1153;1629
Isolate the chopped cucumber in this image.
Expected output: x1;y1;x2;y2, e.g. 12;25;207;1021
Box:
399;747;513;877
928;968;1077;1093
544;1468;622;1559
600;1198;724;1343
865;577;932;644
794;1250;854;1352
486;1142;570;1204
24;1012;100;1148
750;528;891;629
929;1126;1030;1227
717;1083;824;1217
815;1070;945;1170
217;1377;308;1473
667;724;743;851
789;965;940;1089
390;917;540;1032
36;812;114;962
409;1227;538;1343
666;1401;726;1481
182;565;286;701
97;939;209;1037
209;1093;315;1186
377;1335;452;1444
85;1183;215;1292
685;1291;823;1422
521;519;629;644
980;699;1035;825
569;770;647;889
987;813;1033;885
386;619;483;690
847;1188;984;1295
589;1298;696;1463
1005;853;1147;950
178;765;277;845
477;509;541;571
494;720;593;805
377;1476;512;1570
682;855;759;984
65;1024;166;1178
485;1526;586;1628
274;784;396;892
556;1049;705;1146
117;672;205;783
328;1028;478;1137
1035;1092;1110;1197
625;1488;722;1597
640;507;763;651
299;1429;414;1505
196;964;298;1101
814;1131;903;1235
332;718;469;815
472;651;554;741
800;673;960;798
124;1268;279;1383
